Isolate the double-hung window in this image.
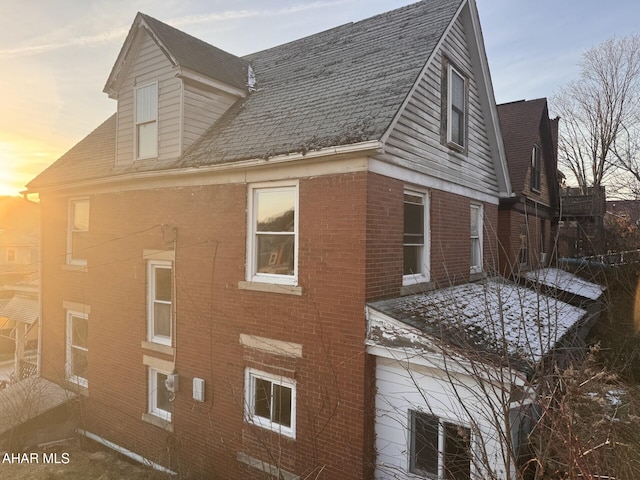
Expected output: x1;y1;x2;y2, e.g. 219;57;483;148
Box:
470;204;483;273
245;369;296;438
410;411;471;479
248;183;298;285
447;64;467;150
66;310;88;387
67;198;89;265
147;260;172;346
135;83;158;159
148;368;171;421
403;190;429;284
531;145;541;192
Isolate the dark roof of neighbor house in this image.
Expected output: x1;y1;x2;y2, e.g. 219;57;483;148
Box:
28;0;464;190
367;278;587;369
496;98;550;196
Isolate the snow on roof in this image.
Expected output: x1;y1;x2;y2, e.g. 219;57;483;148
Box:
525;268;605;301
367;278;587;366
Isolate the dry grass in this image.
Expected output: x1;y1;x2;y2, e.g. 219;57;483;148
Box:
0;440;173;480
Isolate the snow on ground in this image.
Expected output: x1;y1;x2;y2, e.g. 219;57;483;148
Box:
525;268;605;300
368;278;587;365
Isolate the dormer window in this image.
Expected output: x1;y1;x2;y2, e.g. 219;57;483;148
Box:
135;83;158;159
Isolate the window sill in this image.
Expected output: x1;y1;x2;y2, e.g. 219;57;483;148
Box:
470;271;485;282
400;281;435;296
142;413;173;432
66;381;89;397
141;341;175;356
238;281;303;296
62;264;88;273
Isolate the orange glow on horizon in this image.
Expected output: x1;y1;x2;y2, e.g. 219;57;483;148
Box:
0;135;63;196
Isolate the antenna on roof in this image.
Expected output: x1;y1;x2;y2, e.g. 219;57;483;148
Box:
247;65;256;92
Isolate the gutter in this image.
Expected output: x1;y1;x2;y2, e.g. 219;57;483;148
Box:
26;140;383;196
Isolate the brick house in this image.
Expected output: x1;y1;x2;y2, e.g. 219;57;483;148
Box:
26;0;514;478
496;98;560;276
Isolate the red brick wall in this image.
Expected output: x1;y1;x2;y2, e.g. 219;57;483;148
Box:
39;170;500;479
40;173;376;479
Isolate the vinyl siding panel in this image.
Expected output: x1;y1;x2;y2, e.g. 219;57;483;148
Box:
115;30;181;166
373;354;511;480
384;16;498;196
182;83;238;152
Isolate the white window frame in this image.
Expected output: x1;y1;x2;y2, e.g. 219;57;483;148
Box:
148;367;171;422
409;410;472;479
446;64;467;150
246;182;299;286
245;368;296;439
66;310;88;388
66;198;89;266
147;260;173;346
134;82;158;160
403;189;430;285
470;204;483;274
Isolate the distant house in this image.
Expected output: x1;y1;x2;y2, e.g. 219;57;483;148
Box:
557;186;607;258
0;231;39;285
26;0;600;478
496;99;560;275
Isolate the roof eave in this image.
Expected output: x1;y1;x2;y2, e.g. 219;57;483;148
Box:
25;140;383;195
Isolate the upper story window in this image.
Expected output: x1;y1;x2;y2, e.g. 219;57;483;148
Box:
135;82;158;159
66;310;88;388
446;64;467;151
403;190;430;284
147;260;172;346
245;368;296;438
247;183;298;285
531;145;541;192
67;198;89;266
470;204;483;274
409;410;471;479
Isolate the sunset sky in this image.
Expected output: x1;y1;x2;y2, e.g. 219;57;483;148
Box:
1;0;638;197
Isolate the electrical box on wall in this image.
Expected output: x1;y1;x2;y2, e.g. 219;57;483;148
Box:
165;373;179;393
193;377;205;402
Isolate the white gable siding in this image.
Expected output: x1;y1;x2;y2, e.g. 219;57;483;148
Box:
182;82;238;153
116;30;181;166
374;355;511;480
383;15;498;196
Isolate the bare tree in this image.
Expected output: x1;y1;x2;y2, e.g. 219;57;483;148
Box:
554;34;640;193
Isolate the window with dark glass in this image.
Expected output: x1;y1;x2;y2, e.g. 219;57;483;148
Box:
447;65;467;149
404;192;425;277
246;369;295;438
410;411;471;479
531;145;541;191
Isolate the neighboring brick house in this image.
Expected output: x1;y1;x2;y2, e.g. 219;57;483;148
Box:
26;0;513;478
558;186;607;258
496;98;560;276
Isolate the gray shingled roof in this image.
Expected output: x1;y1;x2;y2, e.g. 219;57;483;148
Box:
367;278;587;367
138;13;249;91
29;0;464;190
